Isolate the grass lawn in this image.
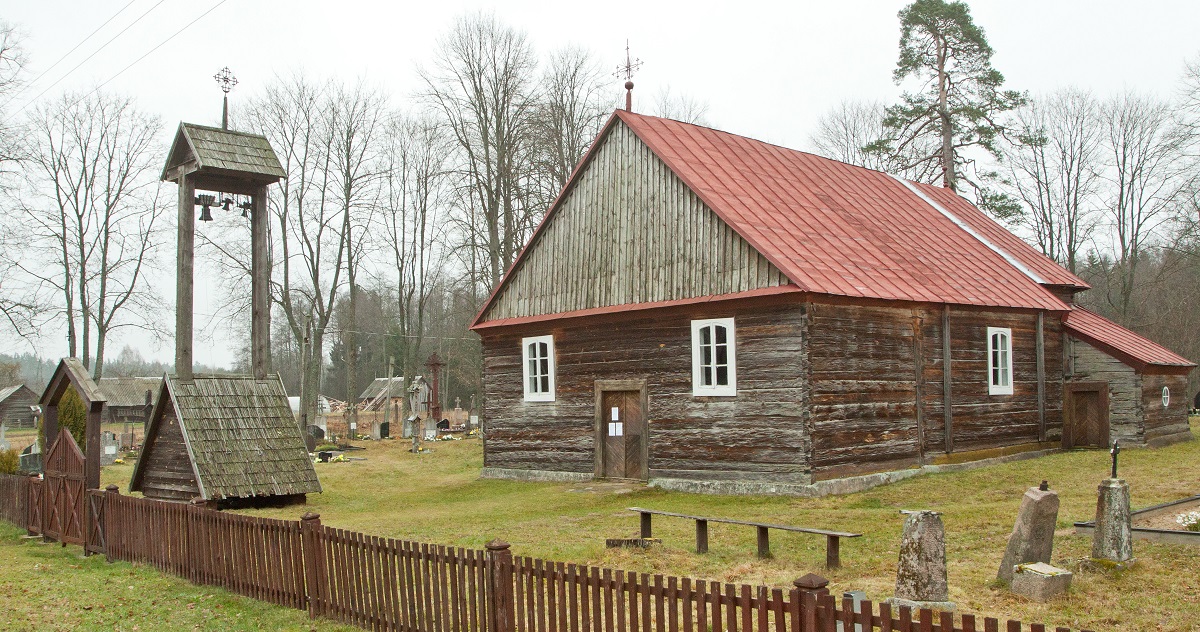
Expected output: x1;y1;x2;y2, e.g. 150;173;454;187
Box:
0;521;356;631
60;415;1200;631
223;419;1200;632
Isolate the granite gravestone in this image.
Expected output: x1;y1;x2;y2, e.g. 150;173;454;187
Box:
997;481;1060;583
892;510;954;611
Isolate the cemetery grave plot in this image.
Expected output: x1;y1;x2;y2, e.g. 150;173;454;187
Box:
1130;495;1200;533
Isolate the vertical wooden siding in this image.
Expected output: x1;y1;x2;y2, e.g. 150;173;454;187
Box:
482;302;811;483
481;121;788;323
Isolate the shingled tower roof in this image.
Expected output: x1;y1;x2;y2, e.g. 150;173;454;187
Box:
161;123;285;193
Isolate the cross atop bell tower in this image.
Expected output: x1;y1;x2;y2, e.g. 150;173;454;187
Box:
213;66;238;130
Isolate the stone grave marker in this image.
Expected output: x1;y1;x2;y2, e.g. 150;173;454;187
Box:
100;430;120;465
891;510;955;611
1011;562;1072;601
1092;442;1134;566
0;422;8;451
997;480;1060;583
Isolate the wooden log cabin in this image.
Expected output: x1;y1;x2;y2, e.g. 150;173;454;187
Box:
470;110;1196;495
130;374;321;506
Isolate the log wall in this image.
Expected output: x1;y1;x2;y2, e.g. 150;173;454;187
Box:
139;407;200;502
482;301;810;484
806;303;921;479
809;304;1062;479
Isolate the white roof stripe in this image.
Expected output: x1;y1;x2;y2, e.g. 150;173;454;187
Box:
890;175;1047;285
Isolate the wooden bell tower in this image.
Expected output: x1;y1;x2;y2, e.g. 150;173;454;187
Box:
160;104;284;380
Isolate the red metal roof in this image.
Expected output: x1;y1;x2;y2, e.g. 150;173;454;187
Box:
473;111;1075;329
617;111;1070;311
1064;308;1196;369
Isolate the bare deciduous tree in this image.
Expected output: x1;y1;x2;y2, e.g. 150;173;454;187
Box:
17;92;164;379
379;114;452;381
809;99;939;181
652;87;710;126
1004;89;1103;273
530;46;610;206
421;12;538;291
1097;92;1194;317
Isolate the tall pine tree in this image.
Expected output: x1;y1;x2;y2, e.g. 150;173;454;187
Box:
867;0;1025;218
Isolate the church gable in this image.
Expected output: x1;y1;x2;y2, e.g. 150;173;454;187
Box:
478;120;789;324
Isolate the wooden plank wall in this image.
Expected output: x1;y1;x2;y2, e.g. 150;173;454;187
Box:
810;304;1063;479
807;303;922;479
1068;337;1142;444
481;121;788;323
936;309;1062;453
482;302;810;484
1141;373;1192;444
140;407;200;502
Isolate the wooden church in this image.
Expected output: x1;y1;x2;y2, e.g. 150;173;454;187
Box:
470;109;1195;495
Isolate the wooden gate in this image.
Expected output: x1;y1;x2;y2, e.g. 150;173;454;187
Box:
1064;382;1109;449
42;429;87;545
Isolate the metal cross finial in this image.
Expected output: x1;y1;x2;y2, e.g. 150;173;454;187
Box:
214;67;239;94
1110;440;1120;479
615;40;643;112
615;40;643;82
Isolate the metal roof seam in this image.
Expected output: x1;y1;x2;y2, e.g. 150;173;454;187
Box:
889;175;1048;285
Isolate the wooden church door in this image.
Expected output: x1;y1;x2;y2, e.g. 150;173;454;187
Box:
1064;383;1109;449
599;389;646;480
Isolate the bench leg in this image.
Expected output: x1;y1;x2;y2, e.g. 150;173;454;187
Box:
640;511;652;539
826;535;840;569
696;519;708;554
757;526;770;558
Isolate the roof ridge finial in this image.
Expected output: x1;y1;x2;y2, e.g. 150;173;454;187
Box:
614;40;642;113
214;66;238;130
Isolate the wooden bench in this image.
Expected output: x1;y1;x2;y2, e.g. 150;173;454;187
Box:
628;507;861;568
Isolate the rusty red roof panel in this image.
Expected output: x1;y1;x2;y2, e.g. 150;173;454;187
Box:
617;111;1069;312
1064;308;1196;368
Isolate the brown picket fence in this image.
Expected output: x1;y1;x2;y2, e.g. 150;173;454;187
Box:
0;473;30;527
0;481;1093;632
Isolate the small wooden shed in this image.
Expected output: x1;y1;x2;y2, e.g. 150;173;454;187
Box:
130;374;321;506
0;384;38;428
1064;308;1196;448
97;377;160;425
358;377;407;412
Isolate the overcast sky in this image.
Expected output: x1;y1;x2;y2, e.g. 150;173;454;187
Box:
4;0;1199;368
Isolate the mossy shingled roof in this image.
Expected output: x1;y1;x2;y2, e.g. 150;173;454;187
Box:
161;123;285;181
156;374;320;500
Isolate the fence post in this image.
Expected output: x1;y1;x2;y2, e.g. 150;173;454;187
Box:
300;512;325;619
794;573;830;632
100;484;118;562
486;539;515;632
26;474;37;535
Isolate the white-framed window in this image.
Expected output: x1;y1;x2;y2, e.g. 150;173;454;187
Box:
691;318;737;397
987;327;1013;396
1162;386;1170;408
521;335;555;402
